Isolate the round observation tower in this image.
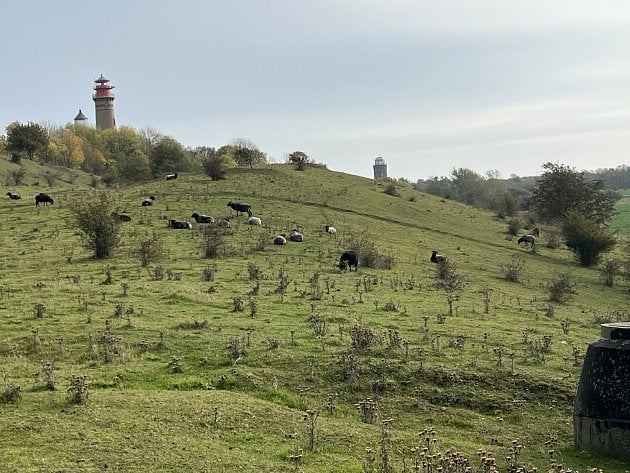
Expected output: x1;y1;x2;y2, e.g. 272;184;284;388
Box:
93;74;116;129
373;156;388;179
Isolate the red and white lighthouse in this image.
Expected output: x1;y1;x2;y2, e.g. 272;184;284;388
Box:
93;74;116;129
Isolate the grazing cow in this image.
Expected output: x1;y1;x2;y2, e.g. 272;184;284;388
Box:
111;211;132;222
169;219;192;229
517;234;536;248
273;235;287;245
6;192;21;200
227;201;253;217
247;216;262;226
218;219;231;229
35;193;54;207
324;225;337;235
166;172;178;181
339;250;359;271
191;212;215;224
289;229;303;242
430;250;447;264
141;196;156;206
531;227;540;238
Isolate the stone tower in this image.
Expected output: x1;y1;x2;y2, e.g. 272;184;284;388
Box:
92;74;116;129
373;156;388;179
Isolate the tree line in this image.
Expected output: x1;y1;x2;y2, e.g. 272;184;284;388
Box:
0;121;309;185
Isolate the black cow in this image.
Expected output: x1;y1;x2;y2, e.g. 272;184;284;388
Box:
227;201;252;217
169;219;192;229
35;193;54;207
6;192;21;200
141;196;156;206
339;250;358;271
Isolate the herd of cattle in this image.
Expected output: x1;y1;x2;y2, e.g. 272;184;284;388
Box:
5;173;540;271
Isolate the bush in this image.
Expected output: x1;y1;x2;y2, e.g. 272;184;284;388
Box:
133;231;166;267
1;378;22;404
199;224;226;258
546;273;577;304
506;218;522;236
70;191;122;259
501;256;524;282
561;211;616;267
601;260;621;287
383;182;400;197
203;156;226;181
343;232;395;269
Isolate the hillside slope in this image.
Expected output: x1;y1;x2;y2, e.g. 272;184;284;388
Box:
0;164;628;472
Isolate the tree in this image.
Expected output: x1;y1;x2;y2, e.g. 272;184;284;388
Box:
151;137;189;175
203;155;227;181
450;168;487;206
5;121;49;161
532;162;619;224
561;210;616;267
70;191;122;259
231;138;267;168
288;150;311;170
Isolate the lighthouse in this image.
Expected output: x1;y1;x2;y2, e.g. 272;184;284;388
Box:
92;74;116;129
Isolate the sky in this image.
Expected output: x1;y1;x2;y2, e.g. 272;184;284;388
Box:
2;0;630;181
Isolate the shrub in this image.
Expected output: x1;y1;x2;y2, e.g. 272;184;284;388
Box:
601;260;621;287
343;232;395;269
1;377;22;404
506;217;522;236
203;156;227;181
133;231;166;267
68;375;89;405
383;182;400;197
10;167;26;185
199;224;226;258
561;210;616;267
545;273;576;304
70;191;122;259
501;256;524;282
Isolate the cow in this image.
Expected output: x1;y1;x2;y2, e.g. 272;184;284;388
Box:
166;172;178;181
141;196;156;206
6;192;21;200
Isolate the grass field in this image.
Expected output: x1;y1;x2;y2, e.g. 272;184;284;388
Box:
1;162;629;472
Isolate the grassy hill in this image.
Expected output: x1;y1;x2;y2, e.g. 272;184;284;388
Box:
0;163;628;472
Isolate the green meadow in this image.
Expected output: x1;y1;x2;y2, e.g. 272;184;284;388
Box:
0;161;628;472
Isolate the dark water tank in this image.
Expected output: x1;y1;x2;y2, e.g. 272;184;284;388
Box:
573;322;630;461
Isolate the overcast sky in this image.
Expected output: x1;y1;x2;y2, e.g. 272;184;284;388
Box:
2;0;630;180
